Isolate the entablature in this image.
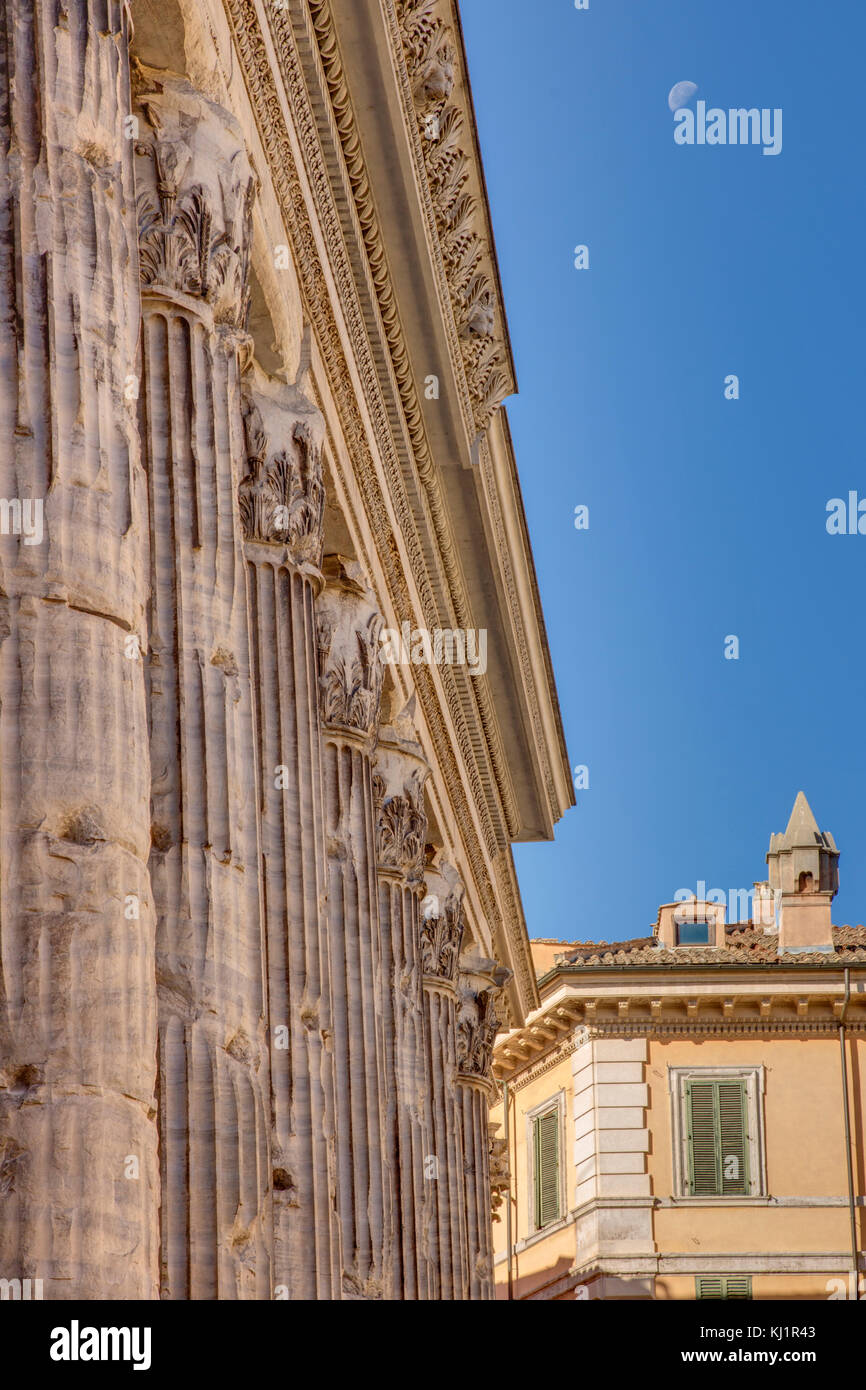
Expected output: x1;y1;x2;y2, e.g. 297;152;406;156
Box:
493;971;866;1084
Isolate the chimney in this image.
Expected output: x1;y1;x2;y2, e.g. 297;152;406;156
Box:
767;792;838;954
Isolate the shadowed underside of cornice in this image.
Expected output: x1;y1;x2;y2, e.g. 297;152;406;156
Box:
494;977;866;1085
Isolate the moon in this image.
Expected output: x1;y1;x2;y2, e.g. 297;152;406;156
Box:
668;81;698;112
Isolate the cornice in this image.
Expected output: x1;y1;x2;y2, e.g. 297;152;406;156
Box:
302;0;523;844
500;1037;581;1093
306;0;437;479
538;958;866;985
388;0;515;431
380;0;476;447
478;429;564;826
220;0;537;1015
259;0;514;845
493;988;866;1081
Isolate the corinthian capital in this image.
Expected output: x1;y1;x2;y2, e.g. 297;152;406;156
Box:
239;363;325;564
419;860;464;986
133;64;256;327
456;954;511;1082
489;1121;510;1223
316;557;384;743
372;703;429;883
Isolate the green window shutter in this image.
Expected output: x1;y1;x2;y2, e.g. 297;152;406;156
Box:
686;1079;750;1197
724;1277;753;1299
533;1109;561;1228
696;1276;752;1300
718;1081;749;1195
686;1081;719;1195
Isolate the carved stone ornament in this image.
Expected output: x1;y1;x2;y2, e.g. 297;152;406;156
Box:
456;955;511;1081
316;558;385;741
239;363;326;564
372;771;427;881
133;62;256;329
488;1122;510;1223
419;860;465;984
218;0;542;1015
372;713;429;881
394;1;510;426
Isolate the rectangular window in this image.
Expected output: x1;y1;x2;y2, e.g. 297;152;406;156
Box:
686;1079;750;1196
676;918;710;945
533;1108;561;1229
670;1066;765;1199
695;1276;752;1300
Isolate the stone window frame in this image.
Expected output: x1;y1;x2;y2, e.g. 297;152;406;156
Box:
668;1065;767;1201
525;1089;567;1234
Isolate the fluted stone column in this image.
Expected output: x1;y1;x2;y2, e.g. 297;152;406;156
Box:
239;363;340;1300
372;707;429;1299
419;862;468;1300
317;557;389;1299
456;955;511;1301
133;68;271;1299
0;0;157;1300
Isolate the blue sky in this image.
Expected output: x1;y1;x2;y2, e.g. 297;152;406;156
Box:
460;0;866;941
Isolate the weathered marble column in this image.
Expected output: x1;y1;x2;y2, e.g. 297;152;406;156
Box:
372;707;429;1299
0;0;157;1299
456;954;511;1301
317;557;389;1299
239;364;340;1300
419;862;468;1300
134;68;271;1299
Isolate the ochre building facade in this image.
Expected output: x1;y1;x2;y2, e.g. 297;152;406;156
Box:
0;0;572;1300
492;795;866;1301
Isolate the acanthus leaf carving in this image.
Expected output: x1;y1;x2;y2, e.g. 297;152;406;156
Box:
316;565;384;740
489;1123;510;1223
419;861;464;983
239;386;325;563
133;65;256;329
396;0;454;110
317;614;382;735
456;957;511;1081
372;768;427;881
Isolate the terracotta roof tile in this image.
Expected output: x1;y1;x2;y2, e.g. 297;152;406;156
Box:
551;925;866;969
